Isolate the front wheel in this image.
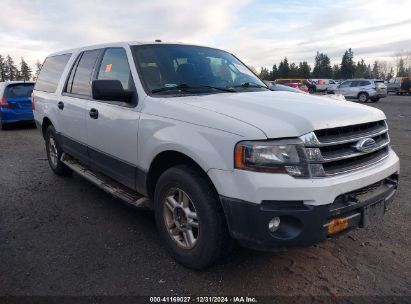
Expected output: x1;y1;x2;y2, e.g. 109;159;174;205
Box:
358;92;369;103
45;125;72;176
154;164;232;269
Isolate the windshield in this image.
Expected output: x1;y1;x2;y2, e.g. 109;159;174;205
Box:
132;44;267;95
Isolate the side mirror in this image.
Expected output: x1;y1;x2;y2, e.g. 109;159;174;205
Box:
92;80;132;102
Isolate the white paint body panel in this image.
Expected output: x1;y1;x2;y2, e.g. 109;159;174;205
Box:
33;42;399;207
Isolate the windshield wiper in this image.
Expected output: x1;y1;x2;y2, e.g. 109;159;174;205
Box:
231;82;270;90
152;84;236;94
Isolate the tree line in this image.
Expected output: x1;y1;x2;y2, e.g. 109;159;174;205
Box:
0;55;42;82
260;48;411;81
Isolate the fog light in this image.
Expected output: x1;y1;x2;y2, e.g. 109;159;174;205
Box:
268;217;281;232
327;218;348;235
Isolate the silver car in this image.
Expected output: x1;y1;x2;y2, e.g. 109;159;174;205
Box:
332;79;387;103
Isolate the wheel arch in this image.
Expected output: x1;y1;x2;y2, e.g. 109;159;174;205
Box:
357;91;369;98
41;117;53;139
146;150;218;200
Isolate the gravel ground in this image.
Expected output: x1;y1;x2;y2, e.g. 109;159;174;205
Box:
0;95;410;297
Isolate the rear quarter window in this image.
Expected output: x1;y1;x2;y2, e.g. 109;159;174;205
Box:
35;53;72;93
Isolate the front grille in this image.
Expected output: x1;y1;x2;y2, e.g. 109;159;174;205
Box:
301;120;390;177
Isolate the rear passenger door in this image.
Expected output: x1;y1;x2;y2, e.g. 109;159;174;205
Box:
86;47;140;190
59;49;102;164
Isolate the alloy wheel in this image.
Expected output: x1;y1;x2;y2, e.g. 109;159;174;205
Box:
163;188;199;249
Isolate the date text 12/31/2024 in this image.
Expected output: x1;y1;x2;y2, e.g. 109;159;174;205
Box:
149;296;258;303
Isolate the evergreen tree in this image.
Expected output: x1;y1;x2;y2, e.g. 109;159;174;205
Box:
340;48;355;79
5;55;19;81
289;62;299;78
271;64;278;80
19;57;32;81
332;64;341;79
278;57;290;78
0;55;6;81
259;67;270;80
298;61;311;79
312;52;332;78
354;59;368;78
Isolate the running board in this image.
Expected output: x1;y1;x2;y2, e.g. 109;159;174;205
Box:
61;153;151;210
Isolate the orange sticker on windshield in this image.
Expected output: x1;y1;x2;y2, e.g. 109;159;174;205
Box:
105;64;112;73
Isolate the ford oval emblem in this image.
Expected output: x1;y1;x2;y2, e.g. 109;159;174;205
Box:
354;138;376;153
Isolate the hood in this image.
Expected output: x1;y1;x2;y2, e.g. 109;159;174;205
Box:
180;91;386;138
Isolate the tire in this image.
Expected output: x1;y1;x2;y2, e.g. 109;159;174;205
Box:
358;92;369;103
0;120;8;131
154;164;232;269
370;97;380;103
45;125;72;176
308;87;314;94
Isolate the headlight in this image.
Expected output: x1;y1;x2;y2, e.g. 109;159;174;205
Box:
234;139;310;177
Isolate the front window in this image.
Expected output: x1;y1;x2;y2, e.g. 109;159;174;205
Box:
132;44;267;95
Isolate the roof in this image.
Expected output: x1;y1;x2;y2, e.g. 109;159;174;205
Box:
47;40;218;57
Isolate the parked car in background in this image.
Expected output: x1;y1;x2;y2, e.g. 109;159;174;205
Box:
387;77;411;95
283;82;309;93
303;80;316;94
326;80;340;92
275;79;309;93
265;81;346;101
309;79;338;92
0;81;35;130
332;79;387;102
265;82;304;93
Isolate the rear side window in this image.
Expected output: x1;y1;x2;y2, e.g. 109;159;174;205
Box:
97;48;132;90
350;81;360;87
5;83;34;98
66;50;101;96
35;54;71;93
360;81;370;86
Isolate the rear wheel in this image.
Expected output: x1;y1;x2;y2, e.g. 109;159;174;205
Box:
358;92;369;103
370;97;380;102
45;125;71;176
154;164;232;269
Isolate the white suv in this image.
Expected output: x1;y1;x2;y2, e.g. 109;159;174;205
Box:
33;42;400;269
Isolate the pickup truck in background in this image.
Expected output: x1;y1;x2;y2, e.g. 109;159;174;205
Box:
387;77;411;95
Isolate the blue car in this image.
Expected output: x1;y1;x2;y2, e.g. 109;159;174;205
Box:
0;81;35;130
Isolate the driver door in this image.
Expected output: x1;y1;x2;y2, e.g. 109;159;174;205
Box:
86;47;140;190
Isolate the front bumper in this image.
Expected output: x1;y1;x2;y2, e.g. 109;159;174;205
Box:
220;173;399;250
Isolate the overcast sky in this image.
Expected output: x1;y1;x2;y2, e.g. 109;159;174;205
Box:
1;0;410;69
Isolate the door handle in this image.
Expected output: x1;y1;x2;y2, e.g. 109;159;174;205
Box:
89;108;99;119
57;101;64;110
